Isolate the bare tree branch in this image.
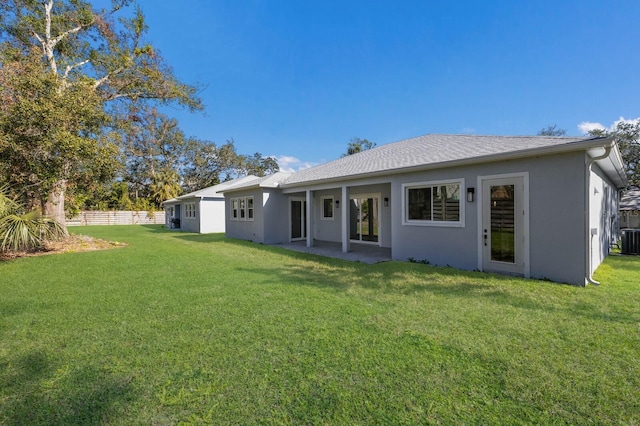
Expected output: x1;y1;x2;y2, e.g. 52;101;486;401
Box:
64;59;90;79
50;24;85;48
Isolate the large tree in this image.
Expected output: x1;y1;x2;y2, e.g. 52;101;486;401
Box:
342;137;376;157
0;47;118;213
239;152;279;178
588;120;640;188
181;138;279;193
537;124;567;137
117;105;188;202
0;0;202;228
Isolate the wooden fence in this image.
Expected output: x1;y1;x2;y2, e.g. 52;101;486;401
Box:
66;211;165;226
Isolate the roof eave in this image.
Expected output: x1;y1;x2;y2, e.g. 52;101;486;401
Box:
220;183;283;194
588;141;628;188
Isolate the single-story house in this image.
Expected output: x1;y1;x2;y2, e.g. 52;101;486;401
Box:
620;189;640;228
162;176;257;233
221;134;627;286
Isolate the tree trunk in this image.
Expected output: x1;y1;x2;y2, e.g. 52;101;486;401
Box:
45;179;68;231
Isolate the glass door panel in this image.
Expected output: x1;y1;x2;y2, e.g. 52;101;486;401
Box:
482;176;525;276
490;185;515;263
291;199;306;240
350;196;379;244
349;199;360;240
360;197;379;242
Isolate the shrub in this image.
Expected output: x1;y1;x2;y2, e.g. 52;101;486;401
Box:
0;186;67;252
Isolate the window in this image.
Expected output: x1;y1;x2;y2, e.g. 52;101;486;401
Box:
185;203;196;219
230;196;254;221
239;198;246;219
322;197;334;220
403;180;463;226
247;197;254;219
231;199;238;219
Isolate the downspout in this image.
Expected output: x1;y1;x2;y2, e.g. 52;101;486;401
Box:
585;144;612;286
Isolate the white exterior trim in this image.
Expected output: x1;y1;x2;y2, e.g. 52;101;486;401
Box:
401;178;465;228
321;196;334;220
349;192;382;246
477;172;530;278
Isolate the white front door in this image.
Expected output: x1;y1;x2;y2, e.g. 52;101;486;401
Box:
481;176;526;276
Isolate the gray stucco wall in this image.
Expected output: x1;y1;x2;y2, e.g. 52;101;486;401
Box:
263;189;290;244
526;153;586;284
390;165;477;270
313;189;342;243
589;163;619;273
164;199;200;233
225;189;265;243
164;200;200;233
390;151;590;285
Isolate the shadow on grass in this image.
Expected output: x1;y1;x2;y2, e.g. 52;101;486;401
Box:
214;239;514;289
164;235;639;325
1;350;136;425
140;224;172;234
174;233;227;243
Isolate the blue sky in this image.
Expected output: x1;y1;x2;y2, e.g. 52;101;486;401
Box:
132;0;639;171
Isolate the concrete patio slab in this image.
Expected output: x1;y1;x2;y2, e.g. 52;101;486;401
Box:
275;240;392;264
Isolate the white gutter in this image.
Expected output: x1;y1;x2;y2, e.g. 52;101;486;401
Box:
585;144;613;286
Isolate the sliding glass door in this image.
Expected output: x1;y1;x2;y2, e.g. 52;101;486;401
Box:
290;198;306;241
349;195;380;244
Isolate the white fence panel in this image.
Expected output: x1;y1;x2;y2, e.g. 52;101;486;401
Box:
67;211;165;226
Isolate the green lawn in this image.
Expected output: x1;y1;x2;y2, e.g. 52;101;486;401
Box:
1;225;639;425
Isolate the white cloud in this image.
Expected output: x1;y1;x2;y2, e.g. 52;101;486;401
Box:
273;155;316;173
578;116;640;134
612;116;640;127
578;121;605;134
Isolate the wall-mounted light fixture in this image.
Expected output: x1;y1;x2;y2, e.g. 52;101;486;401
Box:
335;199;340;208
384;197;389;207
467;187;475;202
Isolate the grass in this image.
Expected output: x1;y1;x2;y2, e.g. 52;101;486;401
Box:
1;225;639;425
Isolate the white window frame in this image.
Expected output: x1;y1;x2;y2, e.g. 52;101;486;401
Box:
402;179;465;227
231;199;239;220
230;196;255;221
247;197;254;220
184;202;196;219
321;196;334;220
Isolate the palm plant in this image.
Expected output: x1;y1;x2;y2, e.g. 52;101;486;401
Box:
0;186;67;252
150;168;182;207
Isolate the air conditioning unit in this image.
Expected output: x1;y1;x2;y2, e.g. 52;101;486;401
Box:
621;229;640;255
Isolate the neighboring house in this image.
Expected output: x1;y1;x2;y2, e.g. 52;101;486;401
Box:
221;134;627;286
162;176;257;233
620;189;640;228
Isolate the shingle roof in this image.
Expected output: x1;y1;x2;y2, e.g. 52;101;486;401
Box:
165;176;258;203
282;134;603;186
220;171;293;193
